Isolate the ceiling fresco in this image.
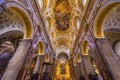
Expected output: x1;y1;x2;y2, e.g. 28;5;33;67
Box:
55;0;70;31
38;0;87;62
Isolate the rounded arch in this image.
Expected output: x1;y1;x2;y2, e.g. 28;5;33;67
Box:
94;2;120;38
76;53;81;62
113;40;120;61
57;52;69;62
72;16;81;30
104;29;120;47
37;0;44;9
82;40;90;55
45;17;52;30
36;41;45;55
5;1;34;39
56;45;70;59
82;0;88;7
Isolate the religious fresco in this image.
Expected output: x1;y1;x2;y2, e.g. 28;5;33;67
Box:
60;63;66;74
54;0;70;31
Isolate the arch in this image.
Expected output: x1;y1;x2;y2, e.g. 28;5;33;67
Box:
5;1;34;39
104;29;120;47
94;2;120;38
35;0;47;12
114;40;120;56
57;52;69;62
82;0;88;6
36;41;45;55
37;0;44;9
45;17;52;30
56;45;70;60
82;40;90;55
76;53;81;62
0;9;25;37
72;16;81;30
44;8;53;18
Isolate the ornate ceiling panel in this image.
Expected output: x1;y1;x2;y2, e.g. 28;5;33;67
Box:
55;0;70;31
38;0;87;61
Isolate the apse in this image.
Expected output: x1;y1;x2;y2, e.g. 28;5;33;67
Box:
57;52;69;62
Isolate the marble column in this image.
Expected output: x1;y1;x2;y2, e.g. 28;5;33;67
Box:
21;69;27;80
82;55;93;75
69;59;75;79
96;38;120;80
38;55;44;80
33;55;41;74
44;62;50;73
45;65;50;73
73;66;77;80
44;63;51;77
77;63;82;76
74;63;80;80
52;59;56;79
90;48;113;80
2;39;31;80
80;57;86;77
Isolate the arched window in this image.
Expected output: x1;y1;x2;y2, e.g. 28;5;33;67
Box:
38;0;43;9
82;0;87;6
115;41;120;57
76;19;81;30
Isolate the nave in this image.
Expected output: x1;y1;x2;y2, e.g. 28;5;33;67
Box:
0;0;120;80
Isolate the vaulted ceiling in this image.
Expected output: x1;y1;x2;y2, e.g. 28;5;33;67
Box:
37;0;88;62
